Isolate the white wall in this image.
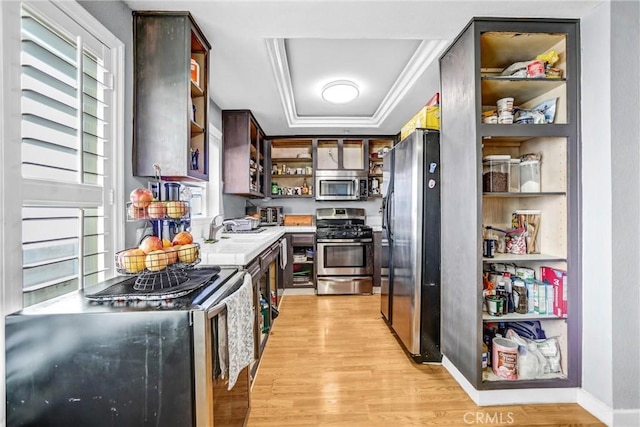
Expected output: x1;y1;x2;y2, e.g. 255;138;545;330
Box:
581;1;614;409
610;0;640;414
581;1;640;424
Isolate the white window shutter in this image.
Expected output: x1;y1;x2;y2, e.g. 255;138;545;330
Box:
19;3;116;306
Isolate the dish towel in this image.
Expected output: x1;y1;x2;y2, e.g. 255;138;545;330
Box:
280;238;287;270
218;272;255;390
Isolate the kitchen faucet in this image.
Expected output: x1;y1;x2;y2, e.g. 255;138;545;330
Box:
207;214;224;242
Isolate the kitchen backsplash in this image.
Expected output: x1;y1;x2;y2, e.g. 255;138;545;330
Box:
188;196;383;241
253;197;384;217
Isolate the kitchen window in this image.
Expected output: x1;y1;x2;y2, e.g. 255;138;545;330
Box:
1;1;124;309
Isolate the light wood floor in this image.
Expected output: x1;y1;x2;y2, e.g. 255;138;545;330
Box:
247;294;604;426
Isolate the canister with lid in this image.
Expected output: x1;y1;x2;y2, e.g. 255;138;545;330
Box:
482;155;510;192
520;159;541;192
509;159;520;192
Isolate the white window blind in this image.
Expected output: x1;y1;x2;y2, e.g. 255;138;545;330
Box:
20;3;115;307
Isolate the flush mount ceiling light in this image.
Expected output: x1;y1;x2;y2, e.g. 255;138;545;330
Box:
321;80;359;104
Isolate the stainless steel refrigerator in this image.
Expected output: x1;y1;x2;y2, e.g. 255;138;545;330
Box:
381;129;441;363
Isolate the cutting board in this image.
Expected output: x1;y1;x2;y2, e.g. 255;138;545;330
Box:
284;215;313;226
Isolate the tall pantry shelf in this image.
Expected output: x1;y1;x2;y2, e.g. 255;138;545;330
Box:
440;18;581;392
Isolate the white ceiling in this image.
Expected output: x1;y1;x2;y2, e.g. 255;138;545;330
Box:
123;0;602;136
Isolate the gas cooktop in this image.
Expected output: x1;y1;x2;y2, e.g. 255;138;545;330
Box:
316;224;373;240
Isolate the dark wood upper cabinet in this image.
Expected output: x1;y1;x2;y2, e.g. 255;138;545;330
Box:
133;11;211;181
222;110;266;197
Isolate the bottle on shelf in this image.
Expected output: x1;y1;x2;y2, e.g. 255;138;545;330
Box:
260;295;270;333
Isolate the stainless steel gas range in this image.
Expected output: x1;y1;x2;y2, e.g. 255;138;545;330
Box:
315;208;374;295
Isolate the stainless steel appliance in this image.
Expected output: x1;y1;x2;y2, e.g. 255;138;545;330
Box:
5;267;252;427
382;129;441;363
315;207;374;295
315;170;368;201
380;231;391;321
246;205;283;226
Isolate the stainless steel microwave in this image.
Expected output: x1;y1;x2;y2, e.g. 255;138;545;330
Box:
315;171;368;201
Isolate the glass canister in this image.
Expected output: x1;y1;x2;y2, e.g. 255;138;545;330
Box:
164;182;181;201
520;159;541;192
482;155;510;192
509;159;521;192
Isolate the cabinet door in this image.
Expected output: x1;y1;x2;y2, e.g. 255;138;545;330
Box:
133;12;210;181
222;110;265;197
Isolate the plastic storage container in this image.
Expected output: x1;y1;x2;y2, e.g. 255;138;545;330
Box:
482;155;510;192
520;159;541;192
509;159;520;192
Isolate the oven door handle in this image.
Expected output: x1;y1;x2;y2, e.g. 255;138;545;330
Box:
317;276;372;283
316;239;373;244
204;271;247;319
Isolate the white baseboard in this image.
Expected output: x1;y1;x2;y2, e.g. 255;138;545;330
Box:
442;355;481;404
442;355;578;406
577;389;613;426
578;390;640;427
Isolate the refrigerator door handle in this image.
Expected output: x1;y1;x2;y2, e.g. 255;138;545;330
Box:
381;197;387;232
387;189;394;241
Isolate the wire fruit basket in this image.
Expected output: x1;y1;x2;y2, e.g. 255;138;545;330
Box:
126;200;190;222
115;243;201;290
115;243;201;274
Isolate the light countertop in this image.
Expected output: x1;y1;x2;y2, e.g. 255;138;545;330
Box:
198;226;316;266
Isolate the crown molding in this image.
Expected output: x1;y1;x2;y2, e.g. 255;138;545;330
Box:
265;37;447;129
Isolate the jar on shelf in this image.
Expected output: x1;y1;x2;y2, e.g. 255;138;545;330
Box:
271;181;279;195
509;159;520;193
520;159;541;192
482;155;510;192
190;57;200;87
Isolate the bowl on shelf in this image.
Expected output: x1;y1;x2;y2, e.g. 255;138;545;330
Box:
293;254;307;263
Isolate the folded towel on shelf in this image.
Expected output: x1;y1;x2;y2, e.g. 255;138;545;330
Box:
280;238;287;270
218;272;255;390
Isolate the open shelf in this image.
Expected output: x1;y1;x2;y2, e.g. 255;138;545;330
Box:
190;80;204;97
481;78;566;106
483;253;566;263
482;312;562;321
271;174;313;179
271;157;312;163
483;370;566;384
483;192;565;198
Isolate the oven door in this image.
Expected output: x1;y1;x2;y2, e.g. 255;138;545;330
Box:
193;271;251;427
316;239;374;276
